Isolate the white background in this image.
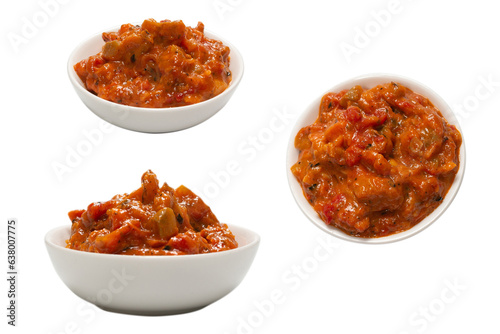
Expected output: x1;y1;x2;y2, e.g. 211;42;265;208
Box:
2;0;499;333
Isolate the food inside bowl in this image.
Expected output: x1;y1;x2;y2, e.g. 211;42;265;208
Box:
74;19;232;108
66;170;238;255
291;82;462;238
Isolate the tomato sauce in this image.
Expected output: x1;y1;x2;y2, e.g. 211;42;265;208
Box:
291;82;462;237
74;19;232;108
66;171;238;255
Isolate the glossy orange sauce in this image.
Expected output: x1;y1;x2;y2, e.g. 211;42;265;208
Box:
291;82;462;237
66;171;238;255
74;19;232;108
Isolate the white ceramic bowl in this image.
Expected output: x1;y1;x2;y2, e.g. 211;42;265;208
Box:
45;224;259;315
286;73;466;244
67;27;244;133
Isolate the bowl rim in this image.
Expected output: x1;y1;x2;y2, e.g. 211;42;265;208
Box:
286;72;466;244
67;22;244;114
45;224;260;261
